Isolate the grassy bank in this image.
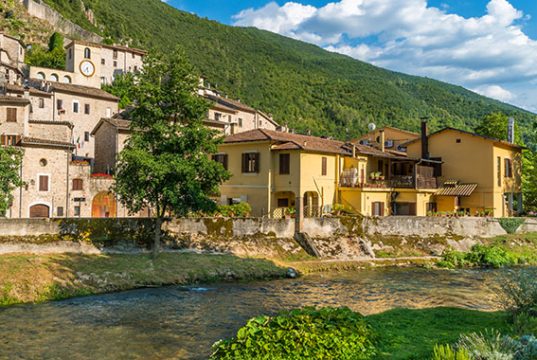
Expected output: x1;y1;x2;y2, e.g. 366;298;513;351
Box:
0;253;287;306
368;307;509;359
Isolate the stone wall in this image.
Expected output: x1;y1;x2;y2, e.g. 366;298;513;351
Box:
21;0;102;43
0;216;536;257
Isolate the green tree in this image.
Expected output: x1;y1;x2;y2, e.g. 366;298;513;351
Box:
474;112;523;145
114;49;230;255
26;33;65;70
48;32;64;51
0;146;23;216
102;73;135;109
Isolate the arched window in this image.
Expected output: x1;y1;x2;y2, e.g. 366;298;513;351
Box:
36;72;45;80
50;73;59;82
84;47;91;59
63;75;72;84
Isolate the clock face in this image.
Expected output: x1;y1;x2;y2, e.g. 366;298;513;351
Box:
79;60;95;77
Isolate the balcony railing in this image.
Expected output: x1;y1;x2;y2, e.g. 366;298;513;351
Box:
339;173;438;189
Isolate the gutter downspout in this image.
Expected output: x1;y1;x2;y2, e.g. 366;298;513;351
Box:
18;160;23;218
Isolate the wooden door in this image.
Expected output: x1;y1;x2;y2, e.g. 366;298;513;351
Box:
30;204;50;218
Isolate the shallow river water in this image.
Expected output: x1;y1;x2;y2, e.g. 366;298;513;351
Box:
0;267;524;359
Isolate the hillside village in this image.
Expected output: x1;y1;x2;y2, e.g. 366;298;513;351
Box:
0;31;524;220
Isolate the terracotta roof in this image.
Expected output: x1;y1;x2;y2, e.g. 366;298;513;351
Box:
49;82;119;102
405;127;525;150
20;137;74;149
436;183;478;197
211;102;238;113
205;94;257;113
5;84;52;97
67;40;147;56
224;129;352;155
203;119;228;128
0;96;30;105
91;118;131;135
29;120;74;128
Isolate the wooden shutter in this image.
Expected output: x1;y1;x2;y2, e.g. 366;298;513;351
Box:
504;158;512;178
379;202;385;216
241;153;248;173
39;175;49;191
409;203;417;216
322;157;327;176
254;153;260;173
223;154;228;171
279;154;290;174
6;108;17;122
72;179;83;191
0;135;5;146
497;157;502;186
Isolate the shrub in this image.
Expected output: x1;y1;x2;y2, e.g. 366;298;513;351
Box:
437;245;517;269
504;335;537;360
431;344;471;360
214;203;252;218
457;330;515;359
498;218;525;234
437;248;469;269
499;271;537;319
210;307;376;359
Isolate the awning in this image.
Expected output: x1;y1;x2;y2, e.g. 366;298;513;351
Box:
436;183;478;197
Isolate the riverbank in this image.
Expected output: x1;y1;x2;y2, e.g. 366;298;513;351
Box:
0;253;288;306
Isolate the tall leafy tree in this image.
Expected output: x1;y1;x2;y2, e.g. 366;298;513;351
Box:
102;73;135;109
0;147;23;217
114;49;230;254
26;33;66;70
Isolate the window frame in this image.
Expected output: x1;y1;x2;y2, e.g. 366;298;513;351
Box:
72;178;84;191
212;153;228;170
242;152;260;174
6;107;17;122
321;157;328;176
279;153;290;175
38;174;50;192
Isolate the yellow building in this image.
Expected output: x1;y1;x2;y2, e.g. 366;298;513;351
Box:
355;126;420;153
405;127;523;217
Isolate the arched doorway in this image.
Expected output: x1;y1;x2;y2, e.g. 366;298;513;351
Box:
303;191;320;218
91;192;117;218
29;204;50;218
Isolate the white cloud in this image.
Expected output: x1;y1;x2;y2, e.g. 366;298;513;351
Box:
473;85;514;102
233;0;537;111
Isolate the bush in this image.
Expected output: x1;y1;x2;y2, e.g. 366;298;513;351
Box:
210;307;376;359
457;330;515;359
431;344;471;360
498;218;525;234
438;245;517;269
500;271;537;319
214;203;252;218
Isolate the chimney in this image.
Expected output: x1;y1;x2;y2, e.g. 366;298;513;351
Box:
421;119;429;159
508;117;515;144
380;129;385;152
352;145;356;158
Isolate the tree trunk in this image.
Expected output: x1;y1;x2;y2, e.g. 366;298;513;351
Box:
153;216;162;258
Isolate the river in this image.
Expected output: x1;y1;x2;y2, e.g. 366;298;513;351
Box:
0;267;522;359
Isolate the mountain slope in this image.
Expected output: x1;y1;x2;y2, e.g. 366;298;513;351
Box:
35;0;537;140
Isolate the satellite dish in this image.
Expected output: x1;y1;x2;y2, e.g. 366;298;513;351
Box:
368;123;377;132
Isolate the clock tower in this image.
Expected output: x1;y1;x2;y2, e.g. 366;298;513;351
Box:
65;41;102;88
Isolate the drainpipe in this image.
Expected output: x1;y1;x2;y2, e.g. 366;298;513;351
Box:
380;129;385;153
66;149;70;218
18;161;23;218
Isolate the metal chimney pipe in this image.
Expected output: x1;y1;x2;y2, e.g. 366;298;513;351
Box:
508;117;515;144
380;129;385;152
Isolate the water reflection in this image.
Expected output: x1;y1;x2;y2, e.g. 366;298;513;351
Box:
0;267;529;359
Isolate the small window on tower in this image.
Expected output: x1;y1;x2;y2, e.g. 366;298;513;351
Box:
84;47;91;59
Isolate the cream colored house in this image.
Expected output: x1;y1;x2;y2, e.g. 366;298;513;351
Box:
0;33;25;86
29;40;145;88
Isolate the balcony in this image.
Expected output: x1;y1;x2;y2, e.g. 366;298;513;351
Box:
339;171;437;189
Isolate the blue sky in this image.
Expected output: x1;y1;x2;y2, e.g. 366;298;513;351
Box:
165;0;537;113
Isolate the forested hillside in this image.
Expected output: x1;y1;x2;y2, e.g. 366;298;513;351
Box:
26;0;537;141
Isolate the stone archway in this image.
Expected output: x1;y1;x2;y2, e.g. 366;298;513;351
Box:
91;192;117;218
29;204;50;218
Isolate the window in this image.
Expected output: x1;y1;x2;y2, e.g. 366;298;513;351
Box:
242;153;260;173
36;72;45;80
62;76;71;84
39;158;47;167
74;206;81;217
134;65;138;72
426;202;438;214
497;156;502;186
0;135;19;146
84;131;90;142
106;108;111;117
56;99;63;110
212;154;228;170
113;61;117;68
372;202;385;216
101;59;105;65
68;48;72;59
132;53;136;59
72;178;83;191
57;207;64;217
6;108;17;122
113;50;118;59
456;139;462;143
214;112;222;121
84;104;90;115
39;175;49;192
238;118;243;127
321;157;328;176
277;198;289;207
84;47;91;59
505;158;513;178
279;154;290;175
72;101;79;113
101;77;107;85
38;98;45;108
50;73;59;82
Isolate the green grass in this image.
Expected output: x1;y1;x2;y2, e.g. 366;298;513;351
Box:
0;253;287;306
367;307;510;359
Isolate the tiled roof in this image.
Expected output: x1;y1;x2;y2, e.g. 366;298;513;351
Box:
91;118;131;135
436;183;478;197
5;84;51;97
28;79;119;102
67;40;147;56
205;94;257;113
20;137;74;149
0;95;30;105
211;102;238;113
404;127;525;150
29;120;74;128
